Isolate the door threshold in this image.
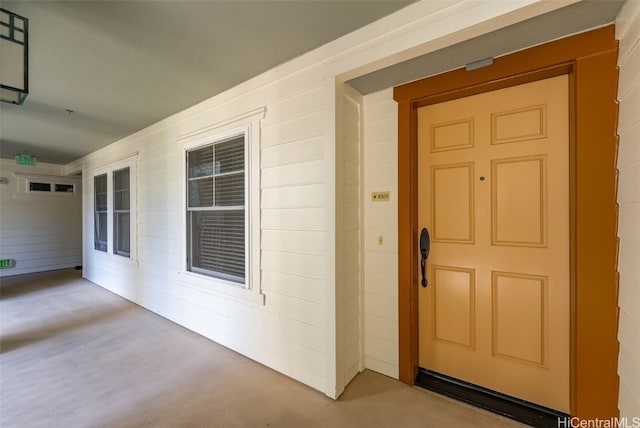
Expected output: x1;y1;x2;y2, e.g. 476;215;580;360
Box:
415;369;568;427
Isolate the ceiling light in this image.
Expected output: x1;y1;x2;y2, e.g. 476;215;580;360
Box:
0;8;28;105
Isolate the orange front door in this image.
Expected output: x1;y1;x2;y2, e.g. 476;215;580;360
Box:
417;75;570;412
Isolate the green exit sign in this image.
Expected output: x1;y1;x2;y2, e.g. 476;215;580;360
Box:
0;259;14;269
16;154;37;166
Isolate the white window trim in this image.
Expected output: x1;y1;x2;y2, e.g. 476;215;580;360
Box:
89;154;138;263
179;107;265;305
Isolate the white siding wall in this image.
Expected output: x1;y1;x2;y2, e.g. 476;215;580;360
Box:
79;63;333;394
0;160;81;277
616;0;640;418
362;89;399;378
67;0;577;398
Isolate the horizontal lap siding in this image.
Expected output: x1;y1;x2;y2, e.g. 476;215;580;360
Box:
0;160;82;277
616;1;640;418
81;63;330;393
362;89;399;378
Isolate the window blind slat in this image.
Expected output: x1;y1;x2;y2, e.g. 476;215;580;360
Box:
115;212;130;256
114;168;130;211
94;174;108;251
215;173;244;206
188;146;214;178
187;134;246;283
215;137;244;174
189;178;214;207
113;168;131;257
94;212;107;251
190;210;245;280
94;174;107;211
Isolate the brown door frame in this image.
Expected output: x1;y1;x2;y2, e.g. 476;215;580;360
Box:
394;26;620;419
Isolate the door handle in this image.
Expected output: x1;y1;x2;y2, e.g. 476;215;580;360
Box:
420;227;431;287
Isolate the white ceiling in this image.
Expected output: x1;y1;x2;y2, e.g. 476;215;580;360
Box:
0;0;414;164
0;0;625;165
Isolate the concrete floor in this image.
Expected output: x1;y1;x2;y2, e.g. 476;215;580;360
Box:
0;269;526;428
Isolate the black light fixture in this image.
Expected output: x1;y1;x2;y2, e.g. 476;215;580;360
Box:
0;8;28;105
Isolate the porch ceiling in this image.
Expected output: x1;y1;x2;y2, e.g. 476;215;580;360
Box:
0;0;624;165
0;0;413;164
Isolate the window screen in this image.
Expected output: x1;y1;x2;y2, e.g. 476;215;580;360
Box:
55;184;74;192
94;174;108;252
113;167;130;257
29;182;51;192
187;136;245;283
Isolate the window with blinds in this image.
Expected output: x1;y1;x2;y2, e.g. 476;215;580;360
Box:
91;156;137;258
113;167;130;257
94;174;107;252
187;135;246;283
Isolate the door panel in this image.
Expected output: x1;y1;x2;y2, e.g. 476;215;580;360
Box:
432;266;476;348
432;164;474;242
492;156;546;246
492;272;546;366
417;75;570;412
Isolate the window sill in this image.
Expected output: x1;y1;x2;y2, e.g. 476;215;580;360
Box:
91;249;139;268
179;270;265;305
